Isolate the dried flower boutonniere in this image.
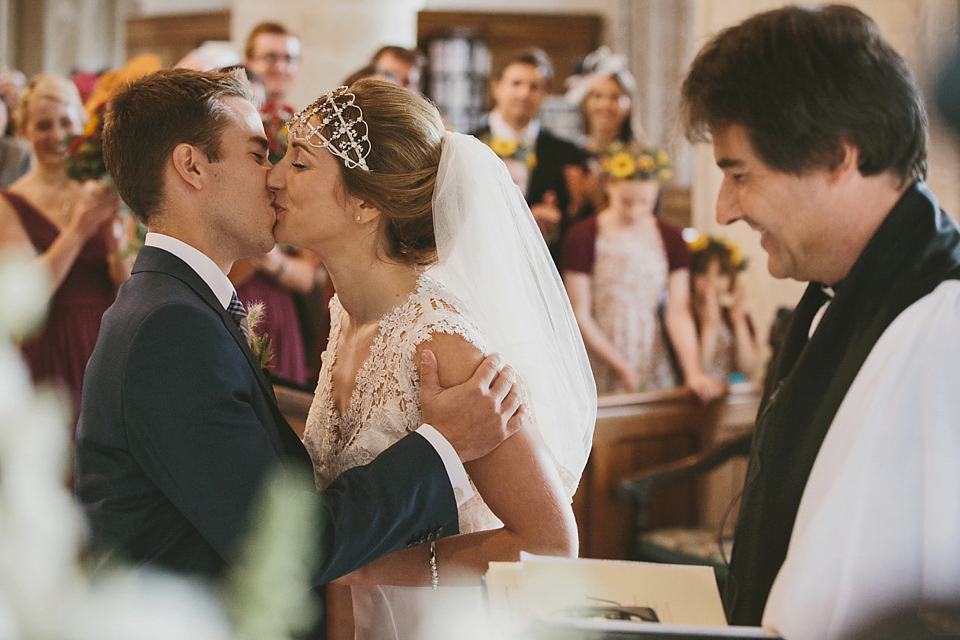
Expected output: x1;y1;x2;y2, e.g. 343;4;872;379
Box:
245;301;274;370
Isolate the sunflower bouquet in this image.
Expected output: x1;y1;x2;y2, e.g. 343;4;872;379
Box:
598;142;671;181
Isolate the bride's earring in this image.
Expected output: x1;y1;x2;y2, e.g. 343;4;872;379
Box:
356;215;361;222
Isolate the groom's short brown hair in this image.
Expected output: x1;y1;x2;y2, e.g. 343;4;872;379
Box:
102;67;253;223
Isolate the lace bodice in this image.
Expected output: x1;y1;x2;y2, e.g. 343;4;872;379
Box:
303;272;502;534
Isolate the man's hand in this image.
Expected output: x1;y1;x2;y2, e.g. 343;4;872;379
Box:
419;349;525;463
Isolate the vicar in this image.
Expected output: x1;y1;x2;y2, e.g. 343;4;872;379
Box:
75;68;524;583
681;5;960;639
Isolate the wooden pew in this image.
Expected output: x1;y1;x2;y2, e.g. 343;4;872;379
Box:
573;382;761;560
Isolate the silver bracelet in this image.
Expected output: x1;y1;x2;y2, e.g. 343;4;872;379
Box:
429;541;438;589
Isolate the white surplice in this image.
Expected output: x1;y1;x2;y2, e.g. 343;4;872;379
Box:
762;280;960;639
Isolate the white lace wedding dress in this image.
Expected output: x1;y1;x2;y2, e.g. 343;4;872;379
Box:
303;272;502;639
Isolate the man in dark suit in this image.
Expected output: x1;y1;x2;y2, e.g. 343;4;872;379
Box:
75;68;523;583
472;48;588;264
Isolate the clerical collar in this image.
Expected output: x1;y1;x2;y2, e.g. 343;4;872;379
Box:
808;284;836;338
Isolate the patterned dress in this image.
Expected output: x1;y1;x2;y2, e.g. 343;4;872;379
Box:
304;273;501;639
563;215;690;394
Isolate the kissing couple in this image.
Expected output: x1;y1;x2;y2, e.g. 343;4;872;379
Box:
75;68;596;638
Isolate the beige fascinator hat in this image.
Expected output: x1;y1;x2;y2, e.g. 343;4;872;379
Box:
564;46;637;106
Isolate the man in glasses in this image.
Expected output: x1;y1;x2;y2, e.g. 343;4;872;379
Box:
243;21;300;116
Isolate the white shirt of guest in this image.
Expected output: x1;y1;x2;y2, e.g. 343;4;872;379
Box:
143;233;474;507
489;110;540;197
762;279;960;640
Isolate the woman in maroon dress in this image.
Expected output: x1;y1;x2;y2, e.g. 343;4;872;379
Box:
0;75;129;430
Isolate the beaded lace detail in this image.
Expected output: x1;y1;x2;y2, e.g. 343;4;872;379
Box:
303;272;502;533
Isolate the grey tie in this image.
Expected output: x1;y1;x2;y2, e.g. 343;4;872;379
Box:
227;292;249;341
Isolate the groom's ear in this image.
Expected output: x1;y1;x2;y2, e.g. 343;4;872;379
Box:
170;143;206;191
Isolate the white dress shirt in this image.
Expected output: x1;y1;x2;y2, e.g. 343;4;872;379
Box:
763;280;960;639
144;232;474;506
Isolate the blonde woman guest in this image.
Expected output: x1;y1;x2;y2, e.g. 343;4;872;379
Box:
269;79;595;637
0;75;128;427
563;143;725;401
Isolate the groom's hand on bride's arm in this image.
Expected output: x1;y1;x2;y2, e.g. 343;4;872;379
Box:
419;349;526;463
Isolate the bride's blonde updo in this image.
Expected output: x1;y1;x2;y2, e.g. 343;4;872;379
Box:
317;78;446;266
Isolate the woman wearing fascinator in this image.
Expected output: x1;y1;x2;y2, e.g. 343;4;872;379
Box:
267;79;596;637
563;46;648;220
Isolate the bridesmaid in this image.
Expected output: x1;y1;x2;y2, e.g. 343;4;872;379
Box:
0;75;128;429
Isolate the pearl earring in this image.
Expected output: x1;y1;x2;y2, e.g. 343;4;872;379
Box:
356;215;361;222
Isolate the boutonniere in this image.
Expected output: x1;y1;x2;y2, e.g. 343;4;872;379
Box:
481;134;537;169
245;302;274;369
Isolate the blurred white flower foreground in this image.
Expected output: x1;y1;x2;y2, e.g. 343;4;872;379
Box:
0;257;317;639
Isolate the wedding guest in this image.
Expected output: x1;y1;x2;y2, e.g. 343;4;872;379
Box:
687;235;757;381
563;143;725;401
370;45;425;93
681;6;960;636
563;46;644;218
243;21;300;117
0;74;128;427
472;47;588;262
565;46;642;153
0;68;26;136
0;99;31;188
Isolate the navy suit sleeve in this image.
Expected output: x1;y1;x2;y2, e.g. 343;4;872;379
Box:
312;431;459;584
123;301;458;580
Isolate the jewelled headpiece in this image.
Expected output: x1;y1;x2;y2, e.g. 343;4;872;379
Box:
288;86;371;170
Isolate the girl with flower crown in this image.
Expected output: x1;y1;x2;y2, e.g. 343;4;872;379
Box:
562;143;726;401
268;79;595;638
688;236;758;381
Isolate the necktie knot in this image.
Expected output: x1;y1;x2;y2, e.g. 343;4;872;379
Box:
227;293;249;341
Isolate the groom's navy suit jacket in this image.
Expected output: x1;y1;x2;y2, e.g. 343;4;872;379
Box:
75;246;458;582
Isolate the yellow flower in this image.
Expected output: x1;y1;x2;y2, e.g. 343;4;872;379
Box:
607;152;636;179
83;113;100;136
729;242;742;267
658;167;673;181
526;153;537;169
688;234;709;252
489;137;518;158
656;150;670;165
637;154;656;171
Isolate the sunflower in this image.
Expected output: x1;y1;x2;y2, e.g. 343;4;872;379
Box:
688;234;710;252
489;137;518;158
637;154;656;171
607;152;636;179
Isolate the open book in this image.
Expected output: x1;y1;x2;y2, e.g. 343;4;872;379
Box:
485;554;781;638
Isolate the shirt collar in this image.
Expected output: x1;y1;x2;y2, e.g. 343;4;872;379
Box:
489;111;540;147
144;232;237;310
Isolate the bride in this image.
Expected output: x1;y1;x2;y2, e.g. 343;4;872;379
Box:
268;79;596;638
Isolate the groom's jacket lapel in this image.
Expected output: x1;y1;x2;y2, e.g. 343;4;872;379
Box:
131;246;305;460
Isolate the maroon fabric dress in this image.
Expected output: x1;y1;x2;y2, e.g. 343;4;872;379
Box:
236;272;307;385
2;190;116;431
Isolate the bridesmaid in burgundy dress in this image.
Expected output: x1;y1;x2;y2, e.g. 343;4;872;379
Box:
0;75;129;431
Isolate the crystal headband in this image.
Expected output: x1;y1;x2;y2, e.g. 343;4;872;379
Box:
289;86;371;170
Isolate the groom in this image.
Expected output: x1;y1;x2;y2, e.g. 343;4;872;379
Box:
75;68;523;582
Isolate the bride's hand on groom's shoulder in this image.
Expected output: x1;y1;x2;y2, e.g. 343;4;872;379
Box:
419;349;526;463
